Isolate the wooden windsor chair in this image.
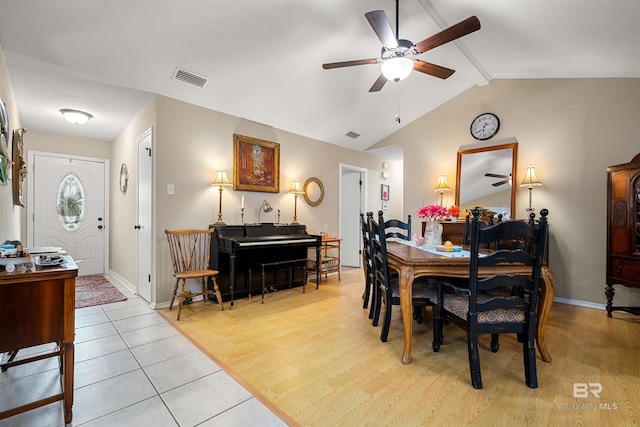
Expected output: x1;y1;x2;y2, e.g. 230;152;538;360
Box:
165;229;224;320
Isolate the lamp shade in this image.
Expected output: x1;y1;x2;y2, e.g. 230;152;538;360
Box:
434;174;451;192
381;57;413;82
212;170;231;186
60;109;93;125
520;165;542;188
289;180;304;194
261;200;273;213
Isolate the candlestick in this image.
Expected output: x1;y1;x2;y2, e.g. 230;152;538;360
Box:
240;207;245;224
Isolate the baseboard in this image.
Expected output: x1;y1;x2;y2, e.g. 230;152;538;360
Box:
554;297;606;311
107;270;136;294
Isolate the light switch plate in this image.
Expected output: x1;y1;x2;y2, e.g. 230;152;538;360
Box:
167;184;175;195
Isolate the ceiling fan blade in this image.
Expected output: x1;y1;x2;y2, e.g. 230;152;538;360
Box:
413;60;455;79
492;179;509;187
413;16;481;54
368;74;388;92
365;10;398;49
485;173;508;179
322;58;379;69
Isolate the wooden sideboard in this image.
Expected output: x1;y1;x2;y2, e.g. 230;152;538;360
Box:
0;256;78;423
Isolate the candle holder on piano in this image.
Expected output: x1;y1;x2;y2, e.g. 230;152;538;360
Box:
240;208;245;224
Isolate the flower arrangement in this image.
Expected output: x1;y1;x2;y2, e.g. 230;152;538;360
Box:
447;205;460;218
417;204;449;221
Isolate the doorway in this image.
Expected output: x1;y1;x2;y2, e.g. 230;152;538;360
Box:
339;164;367;267
27;151;109;276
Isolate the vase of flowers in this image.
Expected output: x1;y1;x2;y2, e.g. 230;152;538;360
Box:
417;204;449;248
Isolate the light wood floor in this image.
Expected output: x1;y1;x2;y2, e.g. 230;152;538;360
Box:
158;267;639;426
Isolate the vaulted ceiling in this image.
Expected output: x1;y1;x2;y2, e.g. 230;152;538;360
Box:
1;0;639;154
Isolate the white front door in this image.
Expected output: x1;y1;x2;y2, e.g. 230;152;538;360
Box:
136;128;153;303
31;153;107;276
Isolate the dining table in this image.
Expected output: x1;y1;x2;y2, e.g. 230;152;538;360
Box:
385;240;556;365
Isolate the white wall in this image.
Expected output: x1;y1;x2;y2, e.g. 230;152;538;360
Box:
372;78;640;306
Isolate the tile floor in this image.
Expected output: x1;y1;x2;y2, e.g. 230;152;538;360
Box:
0;278;287;426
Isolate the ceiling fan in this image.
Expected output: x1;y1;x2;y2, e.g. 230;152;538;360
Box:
485;173;512;187
322;0;481;92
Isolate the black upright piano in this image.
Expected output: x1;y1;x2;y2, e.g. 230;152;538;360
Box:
210;223;321;307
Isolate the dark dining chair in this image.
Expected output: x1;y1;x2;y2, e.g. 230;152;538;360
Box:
383;214;412;241
360;212;375;317
432;208;549;389
371;211;437;342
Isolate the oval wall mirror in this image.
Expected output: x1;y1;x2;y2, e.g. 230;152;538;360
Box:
455;142;518;218
303;177;324;206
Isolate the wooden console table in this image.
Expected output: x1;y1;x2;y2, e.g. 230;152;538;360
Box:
0;256;78;423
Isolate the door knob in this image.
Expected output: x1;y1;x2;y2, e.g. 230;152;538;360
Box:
98;225;103;230
134;225;141;229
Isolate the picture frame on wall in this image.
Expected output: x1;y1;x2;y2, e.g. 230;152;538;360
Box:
381;184;389;201
233;134;280;193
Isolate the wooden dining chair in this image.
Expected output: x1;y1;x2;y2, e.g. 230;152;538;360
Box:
371;211;437;342
165;229;224;320
432;208;549;389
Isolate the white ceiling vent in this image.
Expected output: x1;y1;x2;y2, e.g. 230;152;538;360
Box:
172;67;209;88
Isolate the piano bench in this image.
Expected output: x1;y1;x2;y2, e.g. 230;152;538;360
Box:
249;259;309;304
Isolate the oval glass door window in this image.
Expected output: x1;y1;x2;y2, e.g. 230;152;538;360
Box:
56;173;86;231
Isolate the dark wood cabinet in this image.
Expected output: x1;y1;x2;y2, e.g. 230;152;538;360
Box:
606;152;640;317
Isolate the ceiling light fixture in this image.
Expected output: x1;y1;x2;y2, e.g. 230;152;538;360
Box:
60;109;93;125
381;57;413;82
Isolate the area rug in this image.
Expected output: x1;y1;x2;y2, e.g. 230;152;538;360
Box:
75;274;128;308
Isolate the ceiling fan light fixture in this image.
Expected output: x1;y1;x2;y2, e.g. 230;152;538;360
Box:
381;57;413;82
60;109;93;125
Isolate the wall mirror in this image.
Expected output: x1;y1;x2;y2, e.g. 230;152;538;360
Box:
303;177;324;206
455;142;518;218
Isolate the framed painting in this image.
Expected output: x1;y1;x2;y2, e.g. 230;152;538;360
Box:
381;184;390;201
233;134;280;193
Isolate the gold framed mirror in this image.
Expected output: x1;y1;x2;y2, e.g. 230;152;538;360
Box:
303;177;324;206
455;142;518;218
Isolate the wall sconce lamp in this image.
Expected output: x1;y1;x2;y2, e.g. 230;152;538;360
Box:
520;165;542;214
289;180;305;225
212;170;231;225
434;174;450;206
60;109;93;125
259;200;273;224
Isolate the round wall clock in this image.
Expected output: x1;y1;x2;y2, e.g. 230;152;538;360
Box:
470;112;500;140
119;163;129;193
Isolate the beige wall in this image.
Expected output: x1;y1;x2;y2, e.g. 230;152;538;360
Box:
373;78;640;306
110;96;397;305
109;97;157;298
0;40;22;241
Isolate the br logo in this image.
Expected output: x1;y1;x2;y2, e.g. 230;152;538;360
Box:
573;383;602;398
